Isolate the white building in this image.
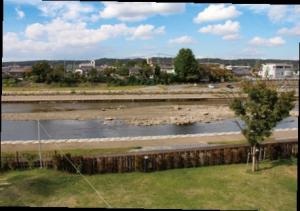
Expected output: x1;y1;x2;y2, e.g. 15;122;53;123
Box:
79;60;96;69
258;63;294;79
160;65;175;74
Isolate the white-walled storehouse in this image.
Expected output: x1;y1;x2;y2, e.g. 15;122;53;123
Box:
258;63;294;79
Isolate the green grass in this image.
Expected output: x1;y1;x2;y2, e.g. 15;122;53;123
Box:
0;158;297;209
208;137;276;145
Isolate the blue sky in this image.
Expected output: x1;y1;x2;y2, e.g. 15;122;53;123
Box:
3;1;300;61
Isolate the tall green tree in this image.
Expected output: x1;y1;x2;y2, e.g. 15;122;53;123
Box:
154;64;161;78
230;81;295;172
174;48;199;82
46;64;65;84
31;61;52;83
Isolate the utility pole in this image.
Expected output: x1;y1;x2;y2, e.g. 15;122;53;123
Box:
37;120;43;168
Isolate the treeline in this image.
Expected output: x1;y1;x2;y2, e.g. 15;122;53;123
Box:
3;58;298;69
4;48;237;86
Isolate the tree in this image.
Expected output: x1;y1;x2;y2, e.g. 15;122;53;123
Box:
202;64;233;82
31;61;52;83
174;48;199;82
46;64;65;84
116;66;129;76
154;64;161;78
229;81;295;172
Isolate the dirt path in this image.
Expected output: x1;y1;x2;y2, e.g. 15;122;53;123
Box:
1;130;297;152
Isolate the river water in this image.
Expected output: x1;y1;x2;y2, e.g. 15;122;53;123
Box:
1;117;298;141
1;101;298;141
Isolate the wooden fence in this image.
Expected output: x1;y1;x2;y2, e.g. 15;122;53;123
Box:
1;140;298;174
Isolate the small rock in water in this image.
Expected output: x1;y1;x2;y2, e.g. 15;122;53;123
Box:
104;117;114;121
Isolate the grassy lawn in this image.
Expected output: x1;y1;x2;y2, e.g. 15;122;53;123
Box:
0;158;297;209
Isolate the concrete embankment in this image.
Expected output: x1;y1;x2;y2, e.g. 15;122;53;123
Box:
2;128;298;152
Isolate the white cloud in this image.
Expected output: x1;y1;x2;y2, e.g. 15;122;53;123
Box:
128;25;165;40
240;4;270;13
249;36;285;47
277;25;300;36
222;34;240;40
199;20;240;40
38;2;94;21
15;7;25;19
194;4;241;23
267;5;288;23
5;18;166;59
168;36;196;44
96;2;185;22
241;5;300;23
199;20;240;35
6;0;95;21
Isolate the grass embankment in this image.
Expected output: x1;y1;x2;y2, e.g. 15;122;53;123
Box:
2;83;145;92
0;158;297;209
2;147;142;158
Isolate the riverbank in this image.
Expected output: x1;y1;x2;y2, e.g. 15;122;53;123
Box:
2;129;297;152
2;104;298;126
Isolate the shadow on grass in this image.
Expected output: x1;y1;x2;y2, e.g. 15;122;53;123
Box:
9;170;81;197
257;157;297;172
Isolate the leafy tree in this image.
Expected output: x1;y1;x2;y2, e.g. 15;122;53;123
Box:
139;63;152;79
63;72;81;86
103;67;116;77
127;60;137;67
46;64;65;84
201;64;233;82
31;61;52;83
154;64;161;78
229;81;295;172
116;66;129;76
174;48;199;82
87;68;105;83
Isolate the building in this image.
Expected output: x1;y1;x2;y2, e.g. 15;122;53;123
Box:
2;65;31;79
200;63;225;69
225;65;251;76
146;57;175;74
160;64;175;74
258;63;294;79
98;64;116;71
75;60;96;75
78;60;95;70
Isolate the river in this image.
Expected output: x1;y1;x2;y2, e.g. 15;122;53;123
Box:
1;117;298;141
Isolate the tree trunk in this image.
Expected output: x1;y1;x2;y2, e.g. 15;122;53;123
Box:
252;146;256;172
256;147;261;171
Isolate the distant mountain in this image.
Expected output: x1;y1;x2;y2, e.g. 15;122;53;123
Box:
2;58;299;69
